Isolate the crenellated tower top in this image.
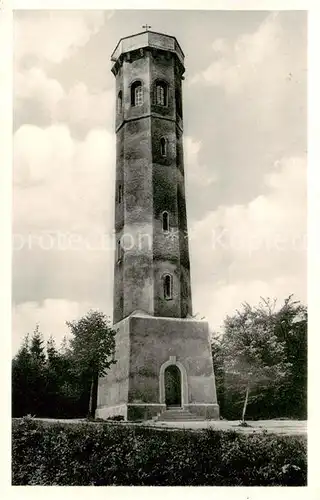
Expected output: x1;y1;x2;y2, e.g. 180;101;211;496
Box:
111;30;185;76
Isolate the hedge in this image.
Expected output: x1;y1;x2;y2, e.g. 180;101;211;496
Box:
12;417;307;486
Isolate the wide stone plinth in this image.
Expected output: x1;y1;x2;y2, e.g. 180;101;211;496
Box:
96;312;219;421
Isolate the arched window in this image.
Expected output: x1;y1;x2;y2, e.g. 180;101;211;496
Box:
155;81;168;106
160;137;167;157
117;90;122;113
163;274;173;300
131;81;143;107
162;211;169;232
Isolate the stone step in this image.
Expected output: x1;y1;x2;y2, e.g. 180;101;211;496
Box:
160;411;196;417
157;416;204;421
156;408;205;422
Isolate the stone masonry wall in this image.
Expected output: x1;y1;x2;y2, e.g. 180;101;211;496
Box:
96;316;131;411
127;316;218;405
112;42;192;322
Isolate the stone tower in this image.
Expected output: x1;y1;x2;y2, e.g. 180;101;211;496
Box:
96;30;219;421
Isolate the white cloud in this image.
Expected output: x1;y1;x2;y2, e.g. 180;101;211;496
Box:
12;299;97;355
15;68;114;132
191;12;284;93
57;82;114;132
193;275;305;333
13;124;115;233
184;136;218;187
190;10;307;152
13;124;115;336
188;11;306;218
189;155;307;329
15;67;64;112
14;11;105;65
211;38;228;54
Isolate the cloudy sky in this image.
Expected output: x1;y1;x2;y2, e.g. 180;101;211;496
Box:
12;10;307;354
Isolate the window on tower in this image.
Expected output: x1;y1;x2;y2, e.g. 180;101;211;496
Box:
160;137;167;157
118;184;123;203
131;81;143;107
162;211;169;232
117;90;122;113
163;274;173;300
155;81;168;106
175;88;182;118
117;239;122;262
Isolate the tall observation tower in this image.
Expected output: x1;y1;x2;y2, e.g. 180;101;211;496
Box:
96;29;219;421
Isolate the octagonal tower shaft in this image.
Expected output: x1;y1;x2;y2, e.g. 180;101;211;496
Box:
112;31;192;323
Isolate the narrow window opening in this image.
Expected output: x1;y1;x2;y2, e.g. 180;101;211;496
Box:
131;81;143;107
117;90;122;113
118;184;122;203
162;211;169;232
160;137;167;157
117;240;122;262
163;274;173;300
175;89;182;118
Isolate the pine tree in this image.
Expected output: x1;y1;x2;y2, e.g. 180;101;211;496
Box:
12;334;32;416
30;324;46;366
28;325;47;416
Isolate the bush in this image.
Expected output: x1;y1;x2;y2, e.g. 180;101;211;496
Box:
12;417;307;486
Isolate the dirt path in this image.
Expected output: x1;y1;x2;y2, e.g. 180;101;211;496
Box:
150;419;307;435
32;418;307;435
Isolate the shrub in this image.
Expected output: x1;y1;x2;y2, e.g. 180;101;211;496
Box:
12;417;307;486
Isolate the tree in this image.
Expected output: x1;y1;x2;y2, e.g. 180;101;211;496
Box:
29;325;47;415
273;296;307;418
67;310;117;418
220;299;292;422
46;336;58;364
12;334;32;416
44;336;62;416
12;326;48;417
12;325;98;419
29;325;46;366
211;332;226;415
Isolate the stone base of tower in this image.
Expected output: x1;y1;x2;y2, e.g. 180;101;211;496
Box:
96;312;219;421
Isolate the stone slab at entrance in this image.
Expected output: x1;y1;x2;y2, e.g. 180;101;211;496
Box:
96;312;219;421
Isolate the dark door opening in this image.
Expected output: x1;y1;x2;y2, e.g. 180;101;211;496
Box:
164;364;181;407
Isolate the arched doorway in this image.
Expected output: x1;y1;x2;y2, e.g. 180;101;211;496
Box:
164;364;181;407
